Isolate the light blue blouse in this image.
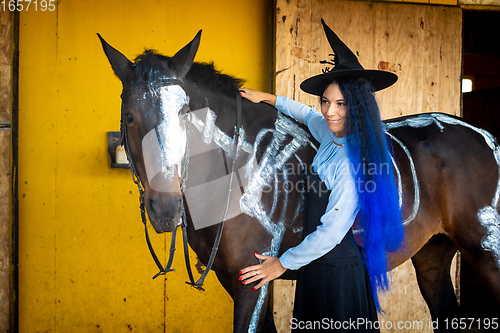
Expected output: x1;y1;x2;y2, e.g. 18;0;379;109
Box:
275;95;359;270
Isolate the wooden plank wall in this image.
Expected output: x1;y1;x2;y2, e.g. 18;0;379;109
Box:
274;0;462;332
459;0;500;5
0;9;12;333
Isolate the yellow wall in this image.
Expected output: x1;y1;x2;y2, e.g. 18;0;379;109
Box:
18;0;271;331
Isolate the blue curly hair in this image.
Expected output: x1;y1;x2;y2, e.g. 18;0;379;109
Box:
323;76;405;310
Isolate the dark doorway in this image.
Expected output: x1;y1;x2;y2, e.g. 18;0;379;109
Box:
461;9;500;332
462;10;500;136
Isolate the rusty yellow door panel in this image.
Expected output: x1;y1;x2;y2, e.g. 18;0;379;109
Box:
18;0;271;331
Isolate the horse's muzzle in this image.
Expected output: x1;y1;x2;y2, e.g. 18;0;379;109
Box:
146;191;183;233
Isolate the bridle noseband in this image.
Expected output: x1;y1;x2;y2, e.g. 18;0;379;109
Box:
121;83;242;290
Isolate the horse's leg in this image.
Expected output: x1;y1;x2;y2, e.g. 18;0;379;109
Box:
261;297;278;333
187;211;278;333
444;208;500;322
411;234;459;333
215;268;275;333
457;247;500;321
232;280;276;333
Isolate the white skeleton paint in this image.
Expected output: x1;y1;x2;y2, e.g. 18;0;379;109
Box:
188;106;315;332
149;84;500;332
157;85;189;178
143;84;316;332
142;85;189;190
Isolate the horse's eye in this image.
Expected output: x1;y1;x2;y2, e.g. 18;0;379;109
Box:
179;104;190;115
125;114;134;123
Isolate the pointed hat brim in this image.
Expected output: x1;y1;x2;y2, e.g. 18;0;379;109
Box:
300;69;398;96
300;19;398;96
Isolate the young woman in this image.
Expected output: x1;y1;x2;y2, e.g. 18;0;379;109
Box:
239;20;405;332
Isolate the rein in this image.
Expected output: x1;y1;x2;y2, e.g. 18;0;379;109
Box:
122;88;242;290
123;124;176;279
183;92;242;290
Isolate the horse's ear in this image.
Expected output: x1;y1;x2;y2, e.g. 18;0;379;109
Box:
97;33;134;83
168;30;202;78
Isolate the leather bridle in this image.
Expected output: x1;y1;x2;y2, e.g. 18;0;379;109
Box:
121;84;242;290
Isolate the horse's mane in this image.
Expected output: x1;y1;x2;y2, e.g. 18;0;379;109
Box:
133;50;245;96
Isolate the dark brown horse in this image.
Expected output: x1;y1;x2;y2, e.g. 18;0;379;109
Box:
99;31;500;332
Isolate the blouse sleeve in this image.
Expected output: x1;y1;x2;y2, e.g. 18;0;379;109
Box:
275;95;331;144
278;158;359;270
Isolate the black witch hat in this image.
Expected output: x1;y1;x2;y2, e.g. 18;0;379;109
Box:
300;19;398;95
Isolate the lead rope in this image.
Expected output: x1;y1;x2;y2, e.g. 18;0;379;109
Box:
182;91;242;290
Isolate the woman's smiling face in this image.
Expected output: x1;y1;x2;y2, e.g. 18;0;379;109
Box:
321;82;347;137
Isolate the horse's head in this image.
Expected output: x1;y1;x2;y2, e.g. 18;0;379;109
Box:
98;31;202;233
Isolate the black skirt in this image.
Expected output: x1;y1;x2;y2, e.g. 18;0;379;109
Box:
291;171;379;333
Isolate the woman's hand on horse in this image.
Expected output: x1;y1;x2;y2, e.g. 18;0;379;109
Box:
240;88;277;106
238;252;287;290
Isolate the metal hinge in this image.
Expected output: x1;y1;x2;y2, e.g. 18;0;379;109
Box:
0;121;11;131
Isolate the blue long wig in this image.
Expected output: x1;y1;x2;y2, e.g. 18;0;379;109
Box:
330;76;405;310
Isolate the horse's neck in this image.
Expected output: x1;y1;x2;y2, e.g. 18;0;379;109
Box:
189;89;235;129
189;87;279;142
